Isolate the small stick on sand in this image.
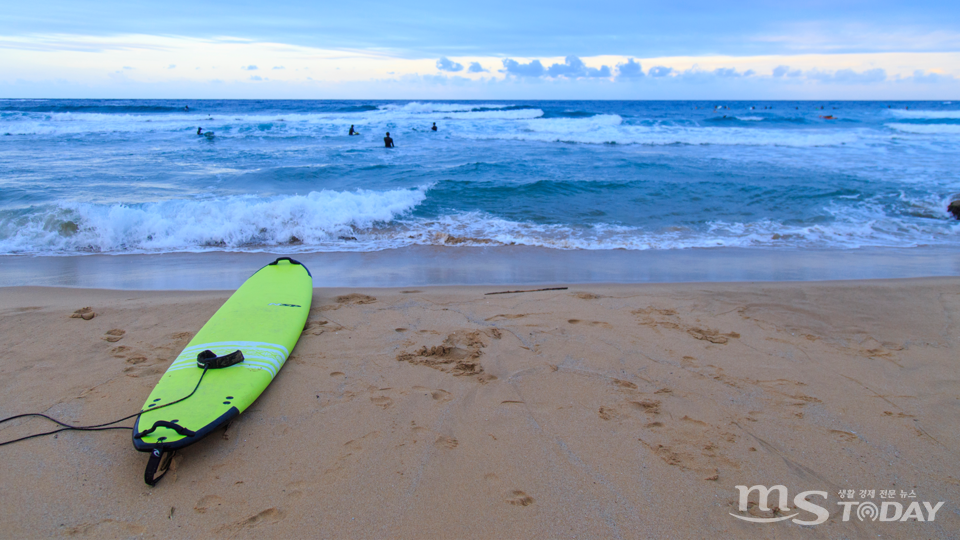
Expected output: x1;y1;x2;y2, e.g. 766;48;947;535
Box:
485;287;568;295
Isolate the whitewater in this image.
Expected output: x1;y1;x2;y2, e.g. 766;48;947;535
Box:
1;99;958;255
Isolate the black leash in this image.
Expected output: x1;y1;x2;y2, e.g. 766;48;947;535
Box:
1;348;245;486
0;366;210;448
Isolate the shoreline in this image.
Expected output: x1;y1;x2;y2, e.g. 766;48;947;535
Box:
0;278;958;537
1;245;959;290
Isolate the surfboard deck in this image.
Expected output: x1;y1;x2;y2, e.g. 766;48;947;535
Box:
132;257;311;472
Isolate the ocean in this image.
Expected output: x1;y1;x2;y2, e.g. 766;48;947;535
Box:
1;99;958;256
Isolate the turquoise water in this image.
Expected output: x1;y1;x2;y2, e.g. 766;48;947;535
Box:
0;99;958;254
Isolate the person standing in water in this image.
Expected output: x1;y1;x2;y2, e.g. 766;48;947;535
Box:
197;127;203;135
384;132;395;147
431;122;437;131
349;125;358;136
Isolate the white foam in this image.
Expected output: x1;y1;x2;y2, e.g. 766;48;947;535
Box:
0;104;545;136
735;116;764;121
456;114;864;147
367;207;960;251
0;187;428;254
4;196;959;254
441;109;543;120
886;123;960;134
889;110;960;119
379;102;514;113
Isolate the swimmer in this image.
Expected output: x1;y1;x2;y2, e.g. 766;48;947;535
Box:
431;122;437;131
384;132;395;148
184;105;189;111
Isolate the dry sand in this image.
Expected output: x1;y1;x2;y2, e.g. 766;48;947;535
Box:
0;279;958;538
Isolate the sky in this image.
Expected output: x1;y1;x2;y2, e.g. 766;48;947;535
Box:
1;0;958;99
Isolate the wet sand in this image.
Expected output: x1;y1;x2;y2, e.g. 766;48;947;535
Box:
3;245;960;290
0;279;958;538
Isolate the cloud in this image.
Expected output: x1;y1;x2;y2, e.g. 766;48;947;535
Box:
807;67;886;83
545;55;611;78
273;65;285;70
250;75;263;81
501;58;545;77
413;73;474;86
242;65;258;70
772;65;802;77
468;61;488;73
616;58;643;79
648;66;673;77
909;70;955;84
167;64;176;69
711;67;753;77
436;57;463;72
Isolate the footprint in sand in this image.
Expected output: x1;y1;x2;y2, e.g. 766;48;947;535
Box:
396;330;490;381
430;389;452;403
628;399;661;414
435;436;459;449
322;431;380;485
506;490;535;506
285;480;308;500
598;406;619;420
103;329;125;342
70;307;96;320
573;292;602;300
687;327;740;344
335;293;376;305
830;429;859;442
412;386;454;403
220;508;284;533
370;395;393;409
567;319;611;328
304;320;328;335
194;494;224;514
484;313;527;322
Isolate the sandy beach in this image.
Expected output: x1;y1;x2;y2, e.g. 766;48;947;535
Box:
0;279;958;538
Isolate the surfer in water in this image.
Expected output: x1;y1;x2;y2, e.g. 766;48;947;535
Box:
384;132;395;148
431;122;437;131
349;125;358;136
197;127;203;135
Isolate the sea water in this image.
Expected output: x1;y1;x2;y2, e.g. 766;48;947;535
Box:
1;99;958;255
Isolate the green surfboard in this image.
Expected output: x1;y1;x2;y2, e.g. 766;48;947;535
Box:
132;257;312;484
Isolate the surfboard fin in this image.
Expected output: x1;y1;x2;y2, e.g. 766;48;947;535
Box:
144;448;176;486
